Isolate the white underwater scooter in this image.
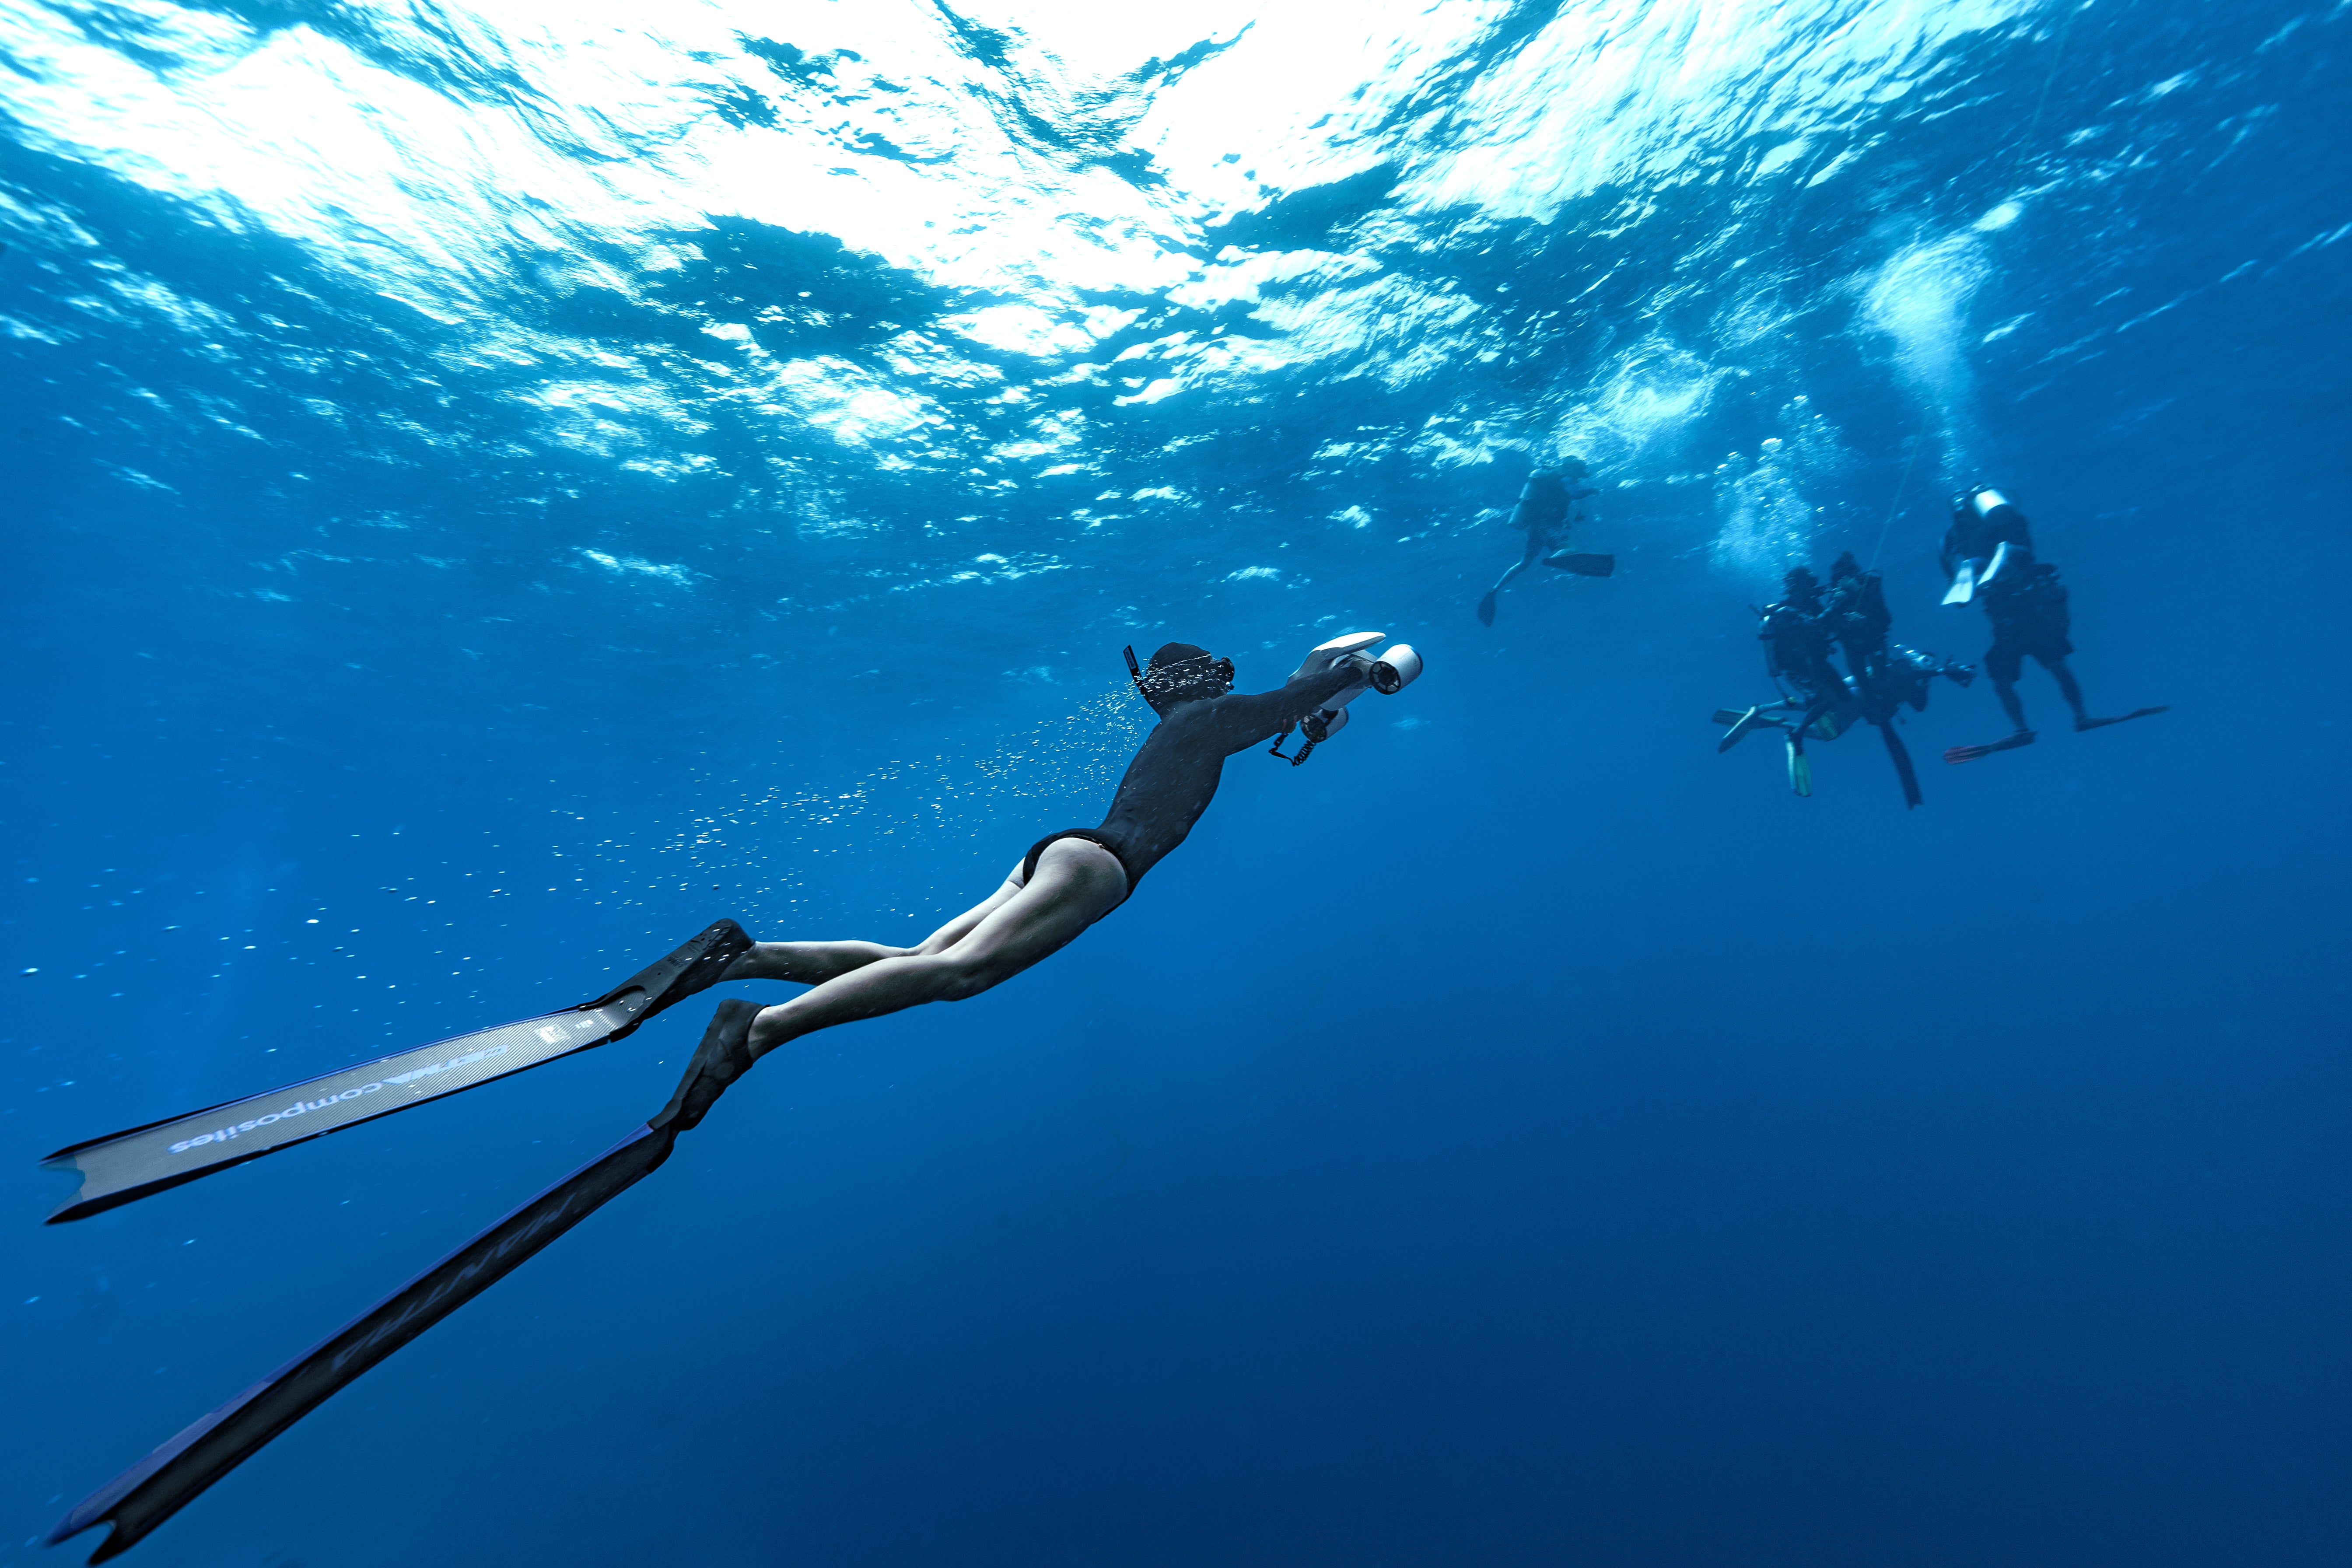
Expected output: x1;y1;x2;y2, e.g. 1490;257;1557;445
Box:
1268;630;1424;767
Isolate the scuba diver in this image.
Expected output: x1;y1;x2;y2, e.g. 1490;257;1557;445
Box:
1821;551;1973;806
1715;566;1850;796
42;631;1423;1563
1939;486;2167;764
1717;557;1969;805
1476;457;1615;626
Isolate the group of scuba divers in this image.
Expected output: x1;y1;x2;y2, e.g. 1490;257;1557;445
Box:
39;462;2165;1564
1477;461;2166;809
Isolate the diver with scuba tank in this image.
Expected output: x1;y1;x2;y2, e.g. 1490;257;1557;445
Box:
1476;456;1616;626
1821;551;1973;806
1939;486;2167;763
1716;558;1970;805
1715;565;1850;796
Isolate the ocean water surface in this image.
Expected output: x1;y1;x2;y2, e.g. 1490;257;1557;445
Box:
4;1;2348;1563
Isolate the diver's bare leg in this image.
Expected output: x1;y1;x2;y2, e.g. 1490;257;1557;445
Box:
1992;676;2031;734
745;839;1127;1053
1946;676;2041;763
1490;556;1534;597
719;862;1030;985
2044;658;2092;725
1476;538;1545;625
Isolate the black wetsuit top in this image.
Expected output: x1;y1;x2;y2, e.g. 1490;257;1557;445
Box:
1055;664;1362;891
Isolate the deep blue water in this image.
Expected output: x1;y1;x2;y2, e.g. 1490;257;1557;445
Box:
4;2;2348;1564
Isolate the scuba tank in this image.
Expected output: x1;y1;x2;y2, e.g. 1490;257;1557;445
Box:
1943;487;2032;605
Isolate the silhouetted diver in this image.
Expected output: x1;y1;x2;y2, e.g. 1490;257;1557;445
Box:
1716;558;1967;806
1718;566;1852;795
1940;488;2166;763
1824;551;1973;806
1477;457;1614;626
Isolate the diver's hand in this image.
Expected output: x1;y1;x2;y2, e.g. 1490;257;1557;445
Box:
1292;633;1384;682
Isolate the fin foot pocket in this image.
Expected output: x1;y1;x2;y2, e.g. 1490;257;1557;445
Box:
651;1000;763;1134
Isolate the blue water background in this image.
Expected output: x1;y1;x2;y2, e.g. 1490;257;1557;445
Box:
4;2;2348;1563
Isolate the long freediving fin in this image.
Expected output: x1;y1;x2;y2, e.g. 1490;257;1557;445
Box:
48;999;767;1564
40;920;753;1224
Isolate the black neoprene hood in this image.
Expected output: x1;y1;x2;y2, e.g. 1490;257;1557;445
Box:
1141;642;1231;713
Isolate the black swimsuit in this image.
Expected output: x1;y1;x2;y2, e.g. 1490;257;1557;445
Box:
1019;664;1364;896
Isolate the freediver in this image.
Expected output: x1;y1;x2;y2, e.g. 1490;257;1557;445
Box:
1940;486;2166;764
1476;457;1614;626
1714;565;1852;796
41;634;1427;1560
668;637;1407;1113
